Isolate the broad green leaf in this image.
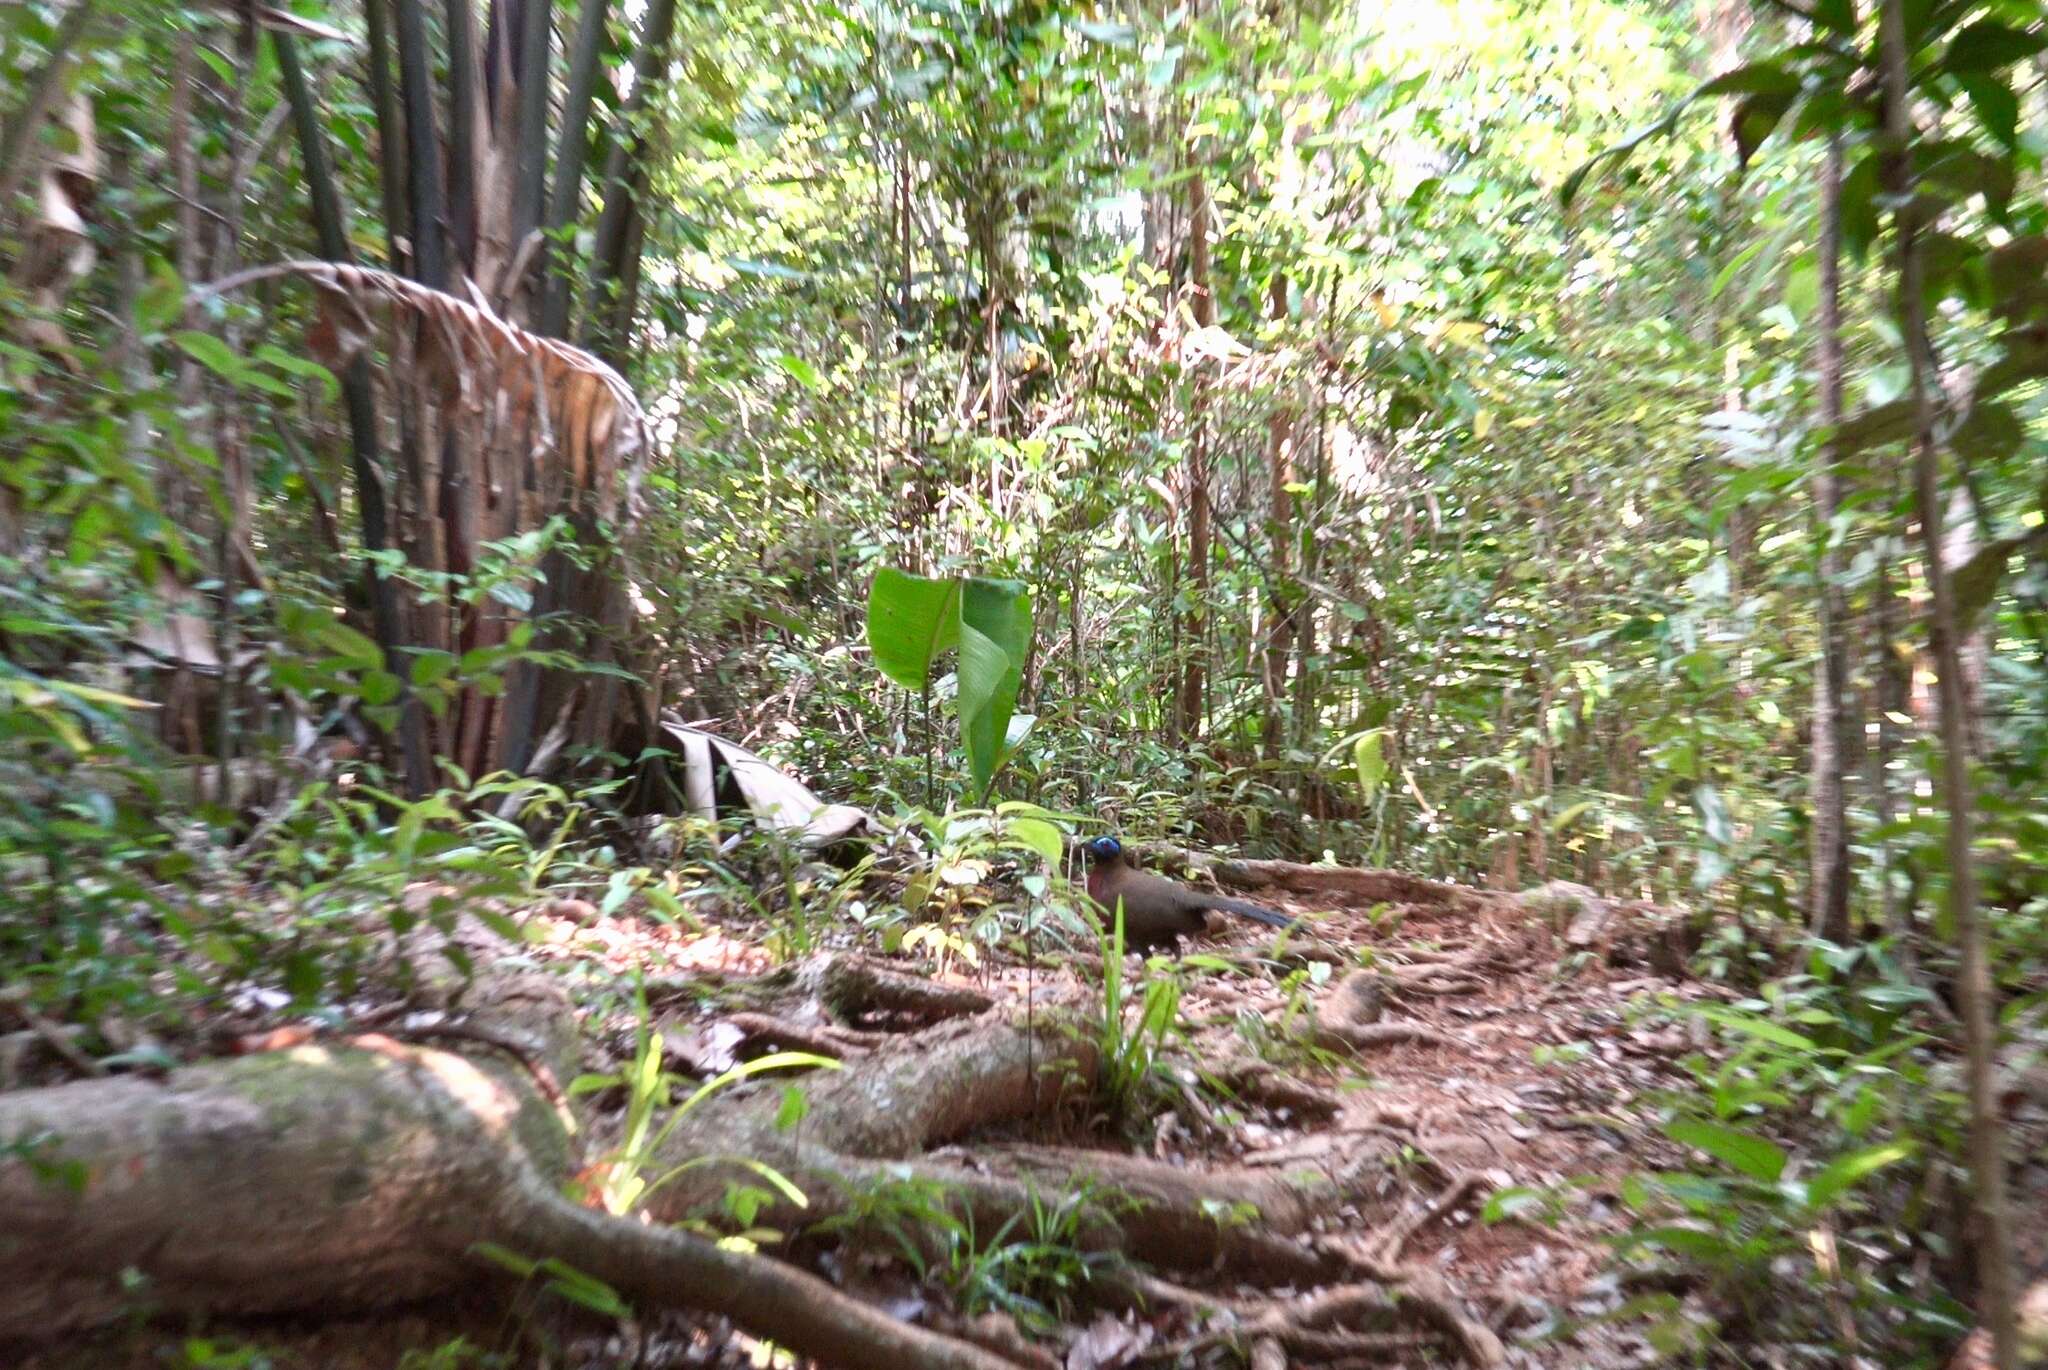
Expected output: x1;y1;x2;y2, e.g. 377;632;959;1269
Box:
1666;1117;1786;1182
1696;1007;1818;1051
957;577;1031;799
1945;20;2048;73
1561;63;1792;209
1004;816;1064;864
137;260;185;333
955;621;1015;798
254;344;340;400
997;712;1037;768
318;620;386;673
775;1084;810;1130
865;568;959;691
1548;799;1596;832
777;353;823;389
1804;1140;1915;1210
1696;61;1799;97
1622;1224;1730;1260
1811;0;1855;32
1353;729;1386;804
1732;91;1791;170
358;669;402;707
1959;73;2020;150
410;649;459;688
175;330;248;381
1482;1187;1547;1223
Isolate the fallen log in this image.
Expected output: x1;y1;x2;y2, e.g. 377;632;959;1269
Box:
1167;849;1492;914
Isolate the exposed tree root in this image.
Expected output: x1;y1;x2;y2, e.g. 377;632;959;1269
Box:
1114;1269;1504;1367
1215;1062;1342;1119
1370;1170;1490;1263
1304;969;1460;1055
1387;972;1488;996
936;1311;1064;1370
0;940;1510;1367
0;970;1023;1369
723;1011;883;1059
810;953;995;1021
639;951;995;1027
1317;969;1385;1029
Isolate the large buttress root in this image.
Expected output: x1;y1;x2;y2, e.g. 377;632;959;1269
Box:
0;977;1020;1370
0;956;1503;1366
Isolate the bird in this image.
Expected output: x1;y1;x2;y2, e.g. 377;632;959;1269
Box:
1079;836;1296;954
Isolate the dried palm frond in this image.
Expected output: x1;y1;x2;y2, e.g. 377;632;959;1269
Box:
192;260;648;523
9;91;98;369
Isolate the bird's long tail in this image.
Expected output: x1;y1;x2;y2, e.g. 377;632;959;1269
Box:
1206;895;1296;929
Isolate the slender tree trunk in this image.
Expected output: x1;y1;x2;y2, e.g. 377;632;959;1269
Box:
1529;673;1552;881
1176;166;1212;742
1881;1;2015;1360
1809;132;1852;943
443;0;479;272
510;0;552;261
1262;271;1293;750
363;0;411;269
1291;277;1332;749
537;0;610;337
275;31;434;796
396;0;450;288
163;35;205;533
583;0;680;350
504;0;672;772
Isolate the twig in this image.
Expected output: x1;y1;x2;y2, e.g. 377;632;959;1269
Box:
0;986;104;1078
1370;1171;1490;1264
1320;1021;1460;1053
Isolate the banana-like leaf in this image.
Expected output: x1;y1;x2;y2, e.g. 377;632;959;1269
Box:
865;568;961;690
660;720;867;849
958;576;1031;799
864;570;1033;798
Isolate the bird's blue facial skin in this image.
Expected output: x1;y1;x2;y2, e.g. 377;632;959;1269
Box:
1088;836;1122;860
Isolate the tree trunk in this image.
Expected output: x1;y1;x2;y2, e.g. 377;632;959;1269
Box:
1881;0;2016;1359
537;0;611;338
395;0;450;288
277;29;435;797
1176;166;1213;742
1808;130;1852;944
362;0;411;269
1262;271;1294;751
583;0;680;354
1291;281;1332;749
443;0;480;272
510;0;553;271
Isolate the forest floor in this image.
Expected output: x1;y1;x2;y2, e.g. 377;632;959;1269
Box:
9;846;1731;1370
